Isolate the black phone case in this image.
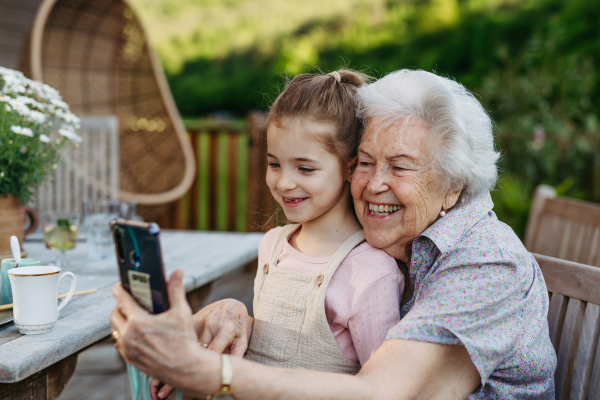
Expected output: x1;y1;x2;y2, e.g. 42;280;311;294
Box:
110;220;170;314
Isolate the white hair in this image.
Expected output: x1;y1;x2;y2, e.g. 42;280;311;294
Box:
356;69;500;201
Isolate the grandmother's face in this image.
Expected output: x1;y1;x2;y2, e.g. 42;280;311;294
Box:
351;118;459;262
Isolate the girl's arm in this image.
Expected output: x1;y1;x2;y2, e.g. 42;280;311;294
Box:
338;248;404;365
347;272;403;365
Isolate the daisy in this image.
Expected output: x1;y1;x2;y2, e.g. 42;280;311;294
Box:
58;128;83;143
10;126;34;137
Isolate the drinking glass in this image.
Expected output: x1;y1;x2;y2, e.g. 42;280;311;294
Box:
83;200;121;260
119;201;138;221
42;211;80;268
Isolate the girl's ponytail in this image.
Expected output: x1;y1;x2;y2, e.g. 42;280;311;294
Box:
268;69;372;169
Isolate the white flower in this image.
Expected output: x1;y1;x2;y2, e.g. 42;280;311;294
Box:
10;126;34;137
29;110;46;123
15;96;34;105
3;76;26;94
56;109;80;125
8;99;30;116
1;67;81;142
58;128;82;143
51;98;69;109
0;67;24;78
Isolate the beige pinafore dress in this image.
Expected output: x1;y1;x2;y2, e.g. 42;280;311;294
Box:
245;224;364;374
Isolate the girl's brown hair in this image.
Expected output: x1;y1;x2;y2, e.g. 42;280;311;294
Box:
268;69;370;170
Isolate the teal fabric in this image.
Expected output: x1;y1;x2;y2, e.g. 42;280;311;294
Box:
127;364;182;400
0;258;41;305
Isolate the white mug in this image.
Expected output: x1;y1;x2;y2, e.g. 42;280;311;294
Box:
7;266;76;335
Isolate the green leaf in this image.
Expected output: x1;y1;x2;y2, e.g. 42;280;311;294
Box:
57;219;71;228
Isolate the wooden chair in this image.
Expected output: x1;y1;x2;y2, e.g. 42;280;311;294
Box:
0;0;196;214
34;115;120;215
525;185;600;267
536;253;600;399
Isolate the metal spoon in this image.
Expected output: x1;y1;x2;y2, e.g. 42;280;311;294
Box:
10;235;21;268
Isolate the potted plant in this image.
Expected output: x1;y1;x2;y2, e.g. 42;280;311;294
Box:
0;66;81;258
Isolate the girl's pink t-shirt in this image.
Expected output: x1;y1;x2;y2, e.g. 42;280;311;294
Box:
255;226;404;366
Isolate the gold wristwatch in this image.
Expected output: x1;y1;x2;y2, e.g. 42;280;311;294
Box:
207;354;234;400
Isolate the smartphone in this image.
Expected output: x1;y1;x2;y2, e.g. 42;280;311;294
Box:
110;219;169;314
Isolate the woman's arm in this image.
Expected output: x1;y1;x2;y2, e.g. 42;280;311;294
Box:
224;338;480;400
111;270;480;400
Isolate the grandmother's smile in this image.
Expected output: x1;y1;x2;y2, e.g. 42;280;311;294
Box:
350;116;457;261
367;202;402;218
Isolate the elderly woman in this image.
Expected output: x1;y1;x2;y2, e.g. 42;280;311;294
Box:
110;70;556;399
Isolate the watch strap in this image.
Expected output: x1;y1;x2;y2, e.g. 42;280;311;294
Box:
222;354;232;387
207;354;234;400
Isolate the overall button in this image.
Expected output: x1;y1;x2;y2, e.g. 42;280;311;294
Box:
316;274;324;286
263;263;269;274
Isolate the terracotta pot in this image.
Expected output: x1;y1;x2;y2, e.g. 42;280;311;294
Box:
0;196;39;259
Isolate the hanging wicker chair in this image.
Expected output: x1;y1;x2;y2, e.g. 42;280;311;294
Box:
0;0;195;206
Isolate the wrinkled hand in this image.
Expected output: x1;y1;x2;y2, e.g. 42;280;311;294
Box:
149;299;254;399
110;270;220;399
194;298;254;356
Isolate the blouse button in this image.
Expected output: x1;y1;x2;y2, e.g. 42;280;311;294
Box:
316;274;324;286
263;263;269;274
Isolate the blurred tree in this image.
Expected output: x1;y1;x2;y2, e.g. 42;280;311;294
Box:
128;0;390;73
130;0;600;236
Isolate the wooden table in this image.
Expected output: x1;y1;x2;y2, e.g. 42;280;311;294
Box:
0;230;262;399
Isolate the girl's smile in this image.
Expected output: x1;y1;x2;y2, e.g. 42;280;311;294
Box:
282;196;308;207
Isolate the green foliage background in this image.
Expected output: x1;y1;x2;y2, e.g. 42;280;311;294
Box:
129;0;600;237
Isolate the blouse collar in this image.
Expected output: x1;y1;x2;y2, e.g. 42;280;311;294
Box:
418;191;495;255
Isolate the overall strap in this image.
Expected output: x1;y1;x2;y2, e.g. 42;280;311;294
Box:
268;224;299;265
321;230;366;281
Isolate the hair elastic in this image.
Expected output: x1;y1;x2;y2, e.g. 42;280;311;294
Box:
328;71;341;82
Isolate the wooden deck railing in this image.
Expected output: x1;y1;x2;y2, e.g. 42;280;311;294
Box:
155;112;277;232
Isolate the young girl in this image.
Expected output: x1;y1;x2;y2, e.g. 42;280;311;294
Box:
243;70;404;374
154;70;404;397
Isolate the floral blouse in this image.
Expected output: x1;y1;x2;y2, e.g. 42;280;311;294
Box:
387;191;556;399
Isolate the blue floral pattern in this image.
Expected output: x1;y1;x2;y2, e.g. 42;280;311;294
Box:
388;191;556;399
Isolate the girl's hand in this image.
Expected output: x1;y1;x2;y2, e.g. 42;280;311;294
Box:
149;378;174;400
193;298;254;356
